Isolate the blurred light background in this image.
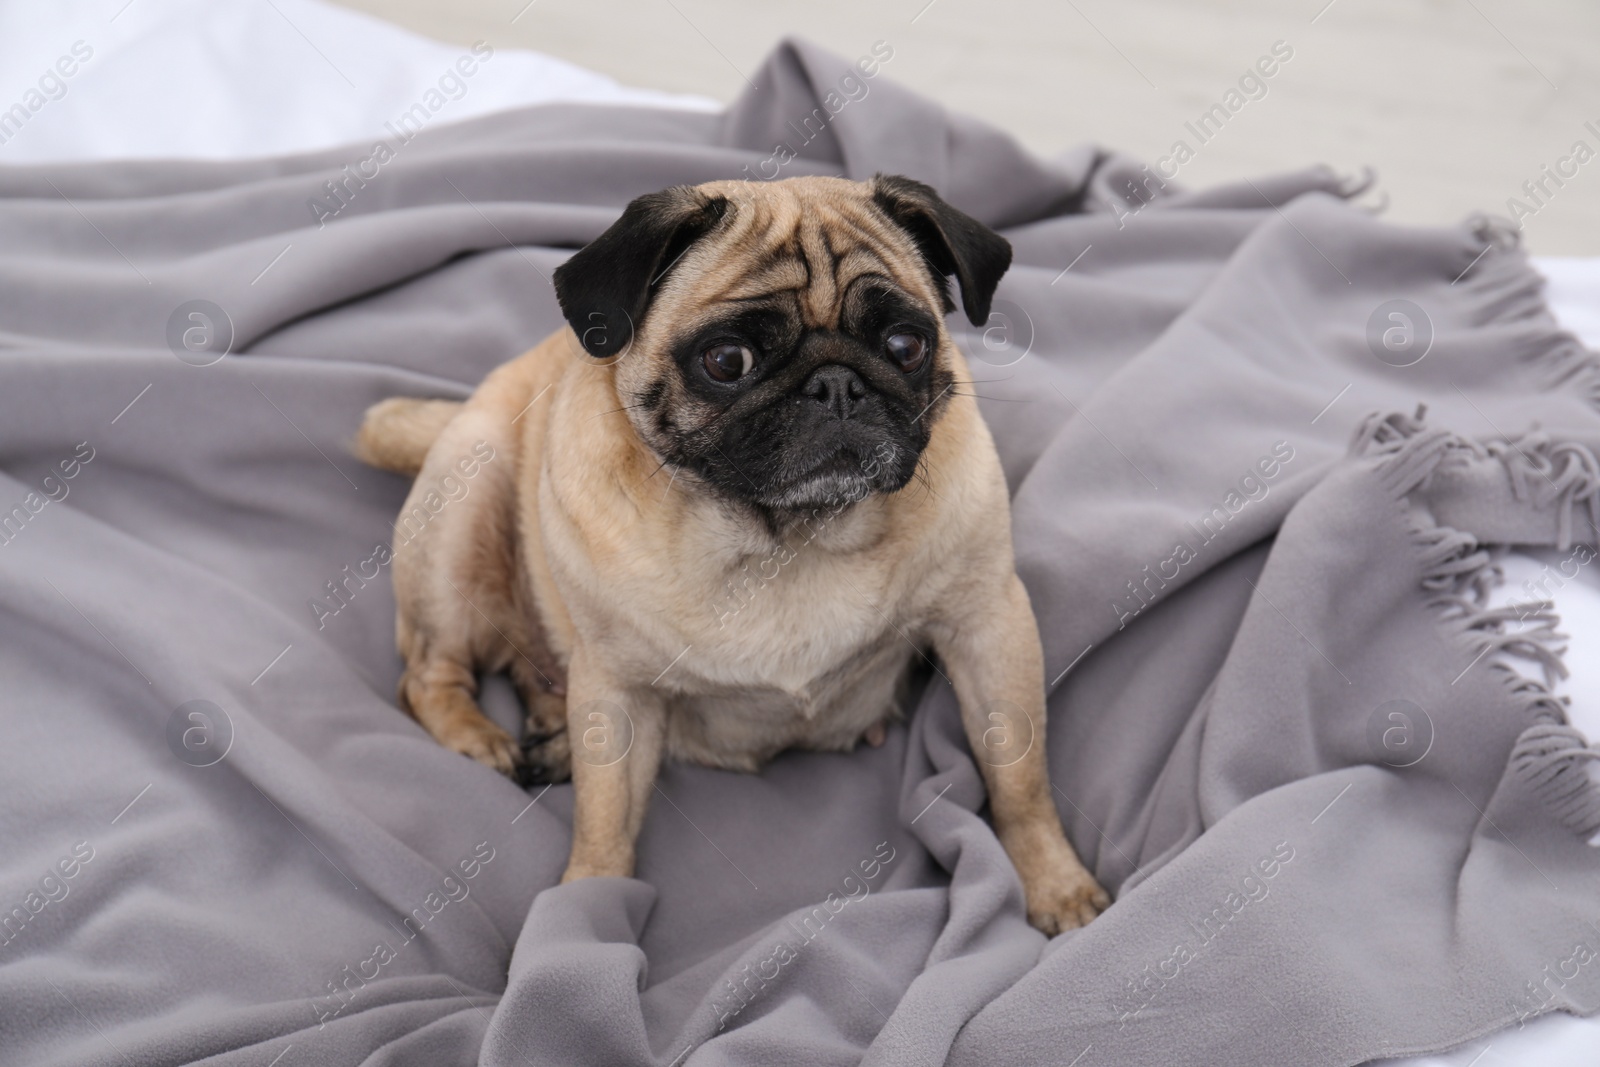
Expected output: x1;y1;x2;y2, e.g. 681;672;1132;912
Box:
329;0;1600;253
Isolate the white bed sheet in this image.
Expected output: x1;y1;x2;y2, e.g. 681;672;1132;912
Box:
0;0;717;164
3;1;1596;1063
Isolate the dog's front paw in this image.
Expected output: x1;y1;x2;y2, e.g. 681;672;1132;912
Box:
1017;842;1111;935
440;717;523;777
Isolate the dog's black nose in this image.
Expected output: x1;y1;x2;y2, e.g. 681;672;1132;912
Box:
801;364;868;419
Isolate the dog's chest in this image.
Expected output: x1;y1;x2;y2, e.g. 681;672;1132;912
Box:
593;509;928;762
660;576;916;766
682;541;914;694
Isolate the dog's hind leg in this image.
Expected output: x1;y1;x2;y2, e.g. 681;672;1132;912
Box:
389;390;529;776
379;343;571;779
399;652;521;774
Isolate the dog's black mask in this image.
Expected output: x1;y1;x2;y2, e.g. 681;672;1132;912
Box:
552;175;1012;516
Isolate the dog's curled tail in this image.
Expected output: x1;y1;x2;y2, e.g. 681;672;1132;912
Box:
355;397;462;476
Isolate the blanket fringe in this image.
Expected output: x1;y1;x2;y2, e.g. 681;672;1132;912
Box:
1467;213;1523;254
1485;434;1600;551
1351;408;1600;839
1468;214;1600;413
1351;406;1600;551
1337;165;1389;215
1510;724;1600;839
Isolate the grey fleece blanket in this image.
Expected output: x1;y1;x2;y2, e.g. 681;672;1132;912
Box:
3;38;1599;1067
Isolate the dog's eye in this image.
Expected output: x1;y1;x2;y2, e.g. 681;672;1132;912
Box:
703;343;754;382
884;332;927;373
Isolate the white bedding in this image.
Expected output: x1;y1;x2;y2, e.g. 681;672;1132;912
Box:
0;0;716;164
3;2;1595;1063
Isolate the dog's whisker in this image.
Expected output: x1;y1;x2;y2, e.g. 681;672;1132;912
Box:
952;391;1035;403
641;457;672;482
589;402;649;422
907;453;942;503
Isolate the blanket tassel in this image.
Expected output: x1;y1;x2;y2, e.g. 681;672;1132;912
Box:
1353;408;1600;840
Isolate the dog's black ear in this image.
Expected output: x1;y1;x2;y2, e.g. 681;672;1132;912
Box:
871;174;1012;326
552;186;730;357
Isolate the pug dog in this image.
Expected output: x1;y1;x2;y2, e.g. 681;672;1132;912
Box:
355;174;1109;932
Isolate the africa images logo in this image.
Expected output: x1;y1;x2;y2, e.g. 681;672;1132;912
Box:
1112;441;1296;629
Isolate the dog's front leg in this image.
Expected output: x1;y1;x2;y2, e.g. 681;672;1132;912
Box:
932;573;1110;934
559;645;666;882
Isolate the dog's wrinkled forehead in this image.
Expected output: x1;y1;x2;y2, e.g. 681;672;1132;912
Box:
660;179;939;329
551;174;1012;359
